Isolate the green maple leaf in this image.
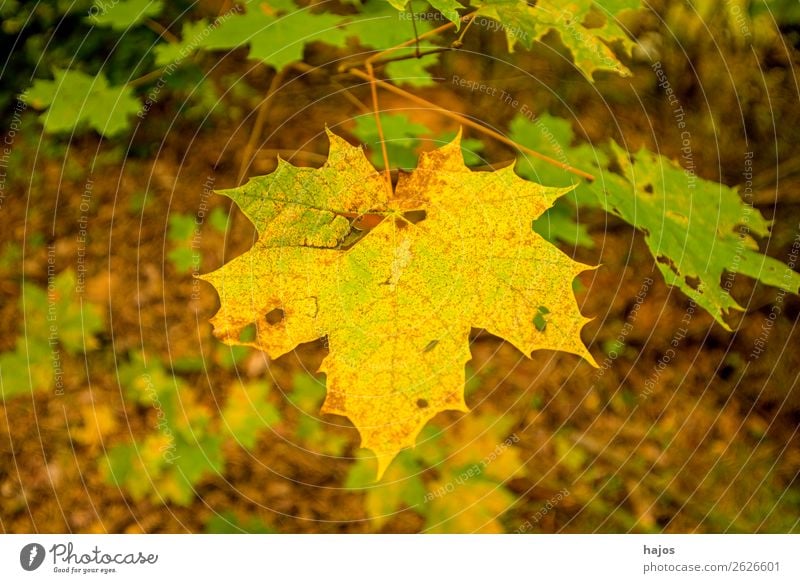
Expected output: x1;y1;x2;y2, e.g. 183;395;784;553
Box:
340;1;433;49
600;144;800;328
384;53;440;86
195;1;437;67
201;0;348;70
353;114;485;170
510;114;597;248
352;112;432;169
510;112;800;328
473;0;640;79
23;69;140;137
387;0;466;28
87;0;163;29
153;19;212;66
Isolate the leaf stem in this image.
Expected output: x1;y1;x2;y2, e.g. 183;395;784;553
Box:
454;11;478;47
370;47;452;69
366;61;395;195
348;68;596;182
408;0;421;58
145;19;179;43
357;13;466;69
125;67;167;88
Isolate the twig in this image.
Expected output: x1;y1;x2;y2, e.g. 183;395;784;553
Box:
145;19;179;43
371;47;453;69
343;13;467;71
454;10;478;47
348;68;596;182
408;0;421;57
366;61;394;195
126;68;166;88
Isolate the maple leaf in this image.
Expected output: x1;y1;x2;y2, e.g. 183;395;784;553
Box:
201;0;348;70
87;0;164;30
599;144;800;328
473;0;639;79
197;0;430;70
200;131;595;477
510;112;800;329
23;69;140;137
387;0;466;28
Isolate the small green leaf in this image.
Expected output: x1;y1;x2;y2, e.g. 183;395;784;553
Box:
208;207;230;233
87;0;163;30
352;113;431;169
168;213;197;241
473;0;640;79
600;144;800;329
427;0;466;27
385;53;440;87
341;1;433;48
153;19;211;66
23;69;140;137
201;0;347;70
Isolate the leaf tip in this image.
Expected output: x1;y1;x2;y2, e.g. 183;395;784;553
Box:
447;127;463;147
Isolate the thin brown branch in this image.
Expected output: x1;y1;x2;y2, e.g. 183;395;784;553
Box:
371;47;453;69
349;13;469;70
145;19;179;43
454;11;478;47
365;61;394;195
126;68;166;88
348;68;596;182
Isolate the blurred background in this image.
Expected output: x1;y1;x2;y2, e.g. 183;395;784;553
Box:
1;0;799;533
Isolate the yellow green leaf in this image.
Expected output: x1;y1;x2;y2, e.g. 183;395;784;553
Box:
200;130;595;477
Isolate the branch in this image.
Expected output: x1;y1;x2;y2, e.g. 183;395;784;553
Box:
348;68;596;182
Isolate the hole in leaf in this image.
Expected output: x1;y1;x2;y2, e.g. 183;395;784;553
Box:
416;398;429;408
657;255;680;277
643;184;654;194
265;308;285;325
684;275;701;291
403;210;427;224
351;214;384;231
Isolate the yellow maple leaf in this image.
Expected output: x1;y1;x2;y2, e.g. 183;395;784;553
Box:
200;130;595;477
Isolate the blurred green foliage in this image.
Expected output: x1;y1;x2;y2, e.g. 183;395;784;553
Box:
102;352;282;505
0;270;104;399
